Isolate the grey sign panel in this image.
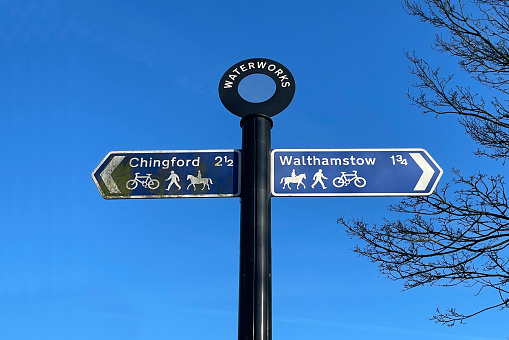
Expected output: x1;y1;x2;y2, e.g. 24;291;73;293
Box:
92;150;241;199
271;149;442;197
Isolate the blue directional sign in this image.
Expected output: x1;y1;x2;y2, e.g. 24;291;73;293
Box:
92;150;241;199
271;149;443;197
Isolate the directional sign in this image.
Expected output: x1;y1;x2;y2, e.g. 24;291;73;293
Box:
271;149;442;197
92;150;241;199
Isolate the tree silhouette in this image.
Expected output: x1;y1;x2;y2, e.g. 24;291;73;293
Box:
338;0;509;326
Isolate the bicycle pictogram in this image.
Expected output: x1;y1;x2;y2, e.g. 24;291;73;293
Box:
126;173;160;190
332;170;366;188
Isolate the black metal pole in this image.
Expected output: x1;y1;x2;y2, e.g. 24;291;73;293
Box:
239;114;273;340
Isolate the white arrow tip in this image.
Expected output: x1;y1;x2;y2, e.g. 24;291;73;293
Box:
410;153;435;191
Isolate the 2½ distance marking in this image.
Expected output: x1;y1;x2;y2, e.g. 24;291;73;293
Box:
215;156;234;166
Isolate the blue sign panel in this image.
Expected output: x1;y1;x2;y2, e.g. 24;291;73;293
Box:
92;150;241;199
271;149;442;197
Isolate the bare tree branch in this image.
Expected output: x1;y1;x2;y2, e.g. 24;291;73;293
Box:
343;0;509;326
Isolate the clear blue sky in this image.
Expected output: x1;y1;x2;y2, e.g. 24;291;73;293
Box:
1;0;505;339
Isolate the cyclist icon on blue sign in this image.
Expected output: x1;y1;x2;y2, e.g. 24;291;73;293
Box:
126;173;160;190
333;170;366;188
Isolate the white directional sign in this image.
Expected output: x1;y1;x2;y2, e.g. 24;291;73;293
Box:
92;150;241;199
271;149;442;197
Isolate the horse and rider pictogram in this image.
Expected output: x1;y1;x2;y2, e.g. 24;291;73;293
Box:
280;170;306;189
186;170;213;191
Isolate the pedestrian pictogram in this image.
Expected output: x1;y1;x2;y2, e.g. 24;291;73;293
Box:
311;169;328;189
165;171;181;191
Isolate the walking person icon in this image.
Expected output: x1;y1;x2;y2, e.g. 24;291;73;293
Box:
165;171;181;191
311;169;328;189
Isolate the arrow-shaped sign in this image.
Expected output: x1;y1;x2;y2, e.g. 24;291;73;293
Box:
92;150;241;199
271;148;443;197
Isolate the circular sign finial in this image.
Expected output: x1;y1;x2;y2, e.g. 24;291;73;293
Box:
219;58;295;118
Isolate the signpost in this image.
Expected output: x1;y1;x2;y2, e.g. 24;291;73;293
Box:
92;57;443;340
219;58;295;340
92;150;241;199
272;149;442;197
